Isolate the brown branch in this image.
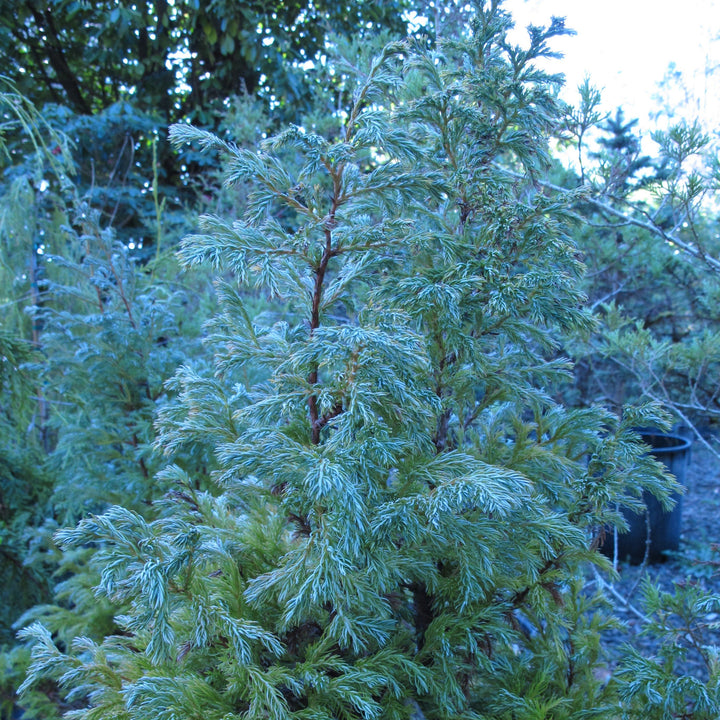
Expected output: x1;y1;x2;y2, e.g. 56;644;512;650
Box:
312;402;344;436
510;557;560;608
308;238;333;445
432;329;456;452
130;433;149;480
496;164;720;275
433;409;451;453
105;249;137;330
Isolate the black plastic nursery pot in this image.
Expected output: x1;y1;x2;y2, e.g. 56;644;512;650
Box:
602;432;692;565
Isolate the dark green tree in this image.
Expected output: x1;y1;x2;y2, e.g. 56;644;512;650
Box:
0;0;408;122
590;108;653;197
0;77;212;718
0;0;411;252
0;334;52;645
559;84;720;444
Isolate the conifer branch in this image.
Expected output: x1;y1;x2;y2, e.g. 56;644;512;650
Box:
510;558;561;608
496;164;720;274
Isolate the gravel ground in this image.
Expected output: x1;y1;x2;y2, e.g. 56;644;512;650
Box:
592;440;720;679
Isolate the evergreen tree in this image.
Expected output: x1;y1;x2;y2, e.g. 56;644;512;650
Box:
590;108;653;197
17;4;701;719
0;0;412;256
564;96;720;440
0;79;71;648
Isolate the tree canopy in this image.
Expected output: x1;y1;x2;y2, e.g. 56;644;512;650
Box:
1;0;409;123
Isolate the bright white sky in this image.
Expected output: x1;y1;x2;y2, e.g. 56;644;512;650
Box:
503;0;720;132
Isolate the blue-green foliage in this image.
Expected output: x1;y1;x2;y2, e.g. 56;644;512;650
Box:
14;5;691;719
614;578;720;719
10;3;720;720
0;78;210;719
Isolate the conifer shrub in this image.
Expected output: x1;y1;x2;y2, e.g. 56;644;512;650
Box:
18;4;720;719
